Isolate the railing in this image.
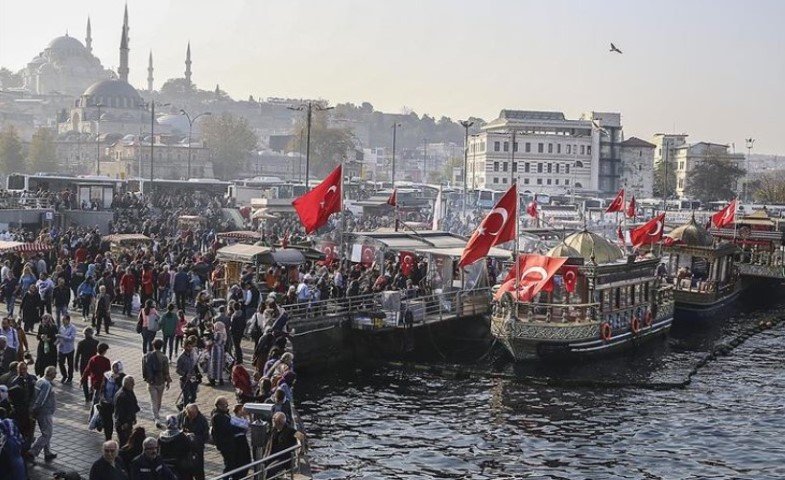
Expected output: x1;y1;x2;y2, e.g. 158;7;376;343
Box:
400;288;491;324
286;292;383;330
504;302;600;325
736;248;785;268
207;441;305;480
0;196;55;209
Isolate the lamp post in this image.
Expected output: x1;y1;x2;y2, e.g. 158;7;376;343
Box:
179;109;212;180
147;101;170;183
423;138;428;183
745;137;755;202
391;123;401;186
288;101;334;188
460;120;474;218
94;102;104;175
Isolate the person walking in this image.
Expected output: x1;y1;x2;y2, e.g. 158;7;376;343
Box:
173;267;190;312
208;321;227;386
229;303;246;365
97;360;125;442
2;271;19;317
95;285;112;335
120;268;136;317
81;342;111;404
138;300;160;354
27;365;58;462
142;339;171;428
75;327;99;402
179;403;209;480
174;310;187;357
89;440;129;480
159;303;178;360
35;314;58;377
77;276;96;320
52;278;70;328
20;284;42;332
158;414;194;479
55;314;76;382
129;437;177;480
113;375;140;448
175;339;199;410
210;396;249;479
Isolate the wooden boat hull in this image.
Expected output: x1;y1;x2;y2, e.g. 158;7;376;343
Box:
673;283;743;321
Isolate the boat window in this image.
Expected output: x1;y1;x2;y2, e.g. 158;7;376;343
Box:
644;282;650;302
615;288;621;309
630;284;636;305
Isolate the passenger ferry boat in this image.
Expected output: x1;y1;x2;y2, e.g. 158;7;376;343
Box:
490;229;674;360
662;216;742;319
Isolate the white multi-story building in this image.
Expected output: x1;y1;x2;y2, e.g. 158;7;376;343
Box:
467;110;624;195
673;142;744;198
619;137;655;198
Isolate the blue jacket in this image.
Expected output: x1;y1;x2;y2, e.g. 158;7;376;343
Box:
173;271;190;293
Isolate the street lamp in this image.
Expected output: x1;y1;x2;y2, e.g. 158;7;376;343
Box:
745;137;755;202
146;101;170;183
391;123;402;186
94;102;104;175
288;101;334;188
179;109;211;180
460;120;474;218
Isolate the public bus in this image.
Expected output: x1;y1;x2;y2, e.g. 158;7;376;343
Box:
6;173;123;193
127;177;231;196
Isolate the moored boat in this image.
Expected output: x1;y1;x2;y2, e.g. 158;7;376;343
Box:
490;229;674;360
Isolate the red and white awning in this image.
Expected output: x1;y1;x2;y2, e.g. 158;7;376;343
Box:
0;241;53;254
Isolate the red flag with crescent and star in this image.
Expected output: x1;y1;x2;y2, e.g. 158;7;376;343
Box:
606;188;625;213
292;165;342;233
562;266;579;293
526;201;538;218
459;184;517;268
361;244;376;267
386;188;397;207
626;195;636;218
630;213;666;248
320;241;337;264
493;254;568;301
711;199;737;228
399;251;416;276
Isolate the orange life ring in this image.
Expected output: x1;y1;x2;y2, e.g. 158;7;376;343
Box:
600;322;612;342
631;316;641;335
644;310;653;327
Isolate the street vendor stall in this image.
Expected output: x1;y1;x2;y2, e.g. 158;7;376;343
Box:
216;244;271;289
217;230;263;244
177;215;207;230
101;233;152;254
0;240;53;255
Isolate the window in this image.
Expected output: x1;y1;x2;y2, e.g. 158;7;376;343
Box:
481;141;486;152
573;145;577;154
494;141;500;152
512;163;517;172
587;146;591;155
556;164;560;174
493;177;499;184
524;162;530;173
538;143;544;153
615;288;621;309
524;178;530;185
547;164;552;173
555;179;559;185
557;144;561;154
502;162;508;172
547;178;552;185
548;143;553;153
565;179;570;185
514;142;519;152
565;164;570;174
537;163;543;173
503;142;509;152
525;142;531;153
536;178;542;185
567;145;572;154
580;145;585;155
575;160;584;168
493;162;499;172
502;177;507;184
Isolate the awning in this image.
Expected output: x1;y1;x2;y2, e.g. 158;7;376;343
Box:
415;246;512;260
216;244;271;263
0;241;53;254
217;231;262;241
101;234;151;243
252;208;279;219
266;248;306;266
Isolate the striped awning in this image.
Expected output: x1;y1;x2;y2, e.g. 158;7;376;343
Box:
217;231;263;240
0;241;53;254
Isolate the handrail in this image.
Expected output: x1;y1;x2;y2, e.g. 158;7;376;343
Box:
207;441;303;480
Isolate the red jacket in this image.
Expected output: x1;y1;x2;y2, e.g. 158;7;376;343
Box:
82;354;111;388
120;273;136;295
141;270;154;295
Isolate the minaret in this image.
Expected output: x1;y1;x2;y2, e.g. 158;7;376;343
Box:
118;4;130;82
147;51;154;93
85;17;92;54
185;42;192;86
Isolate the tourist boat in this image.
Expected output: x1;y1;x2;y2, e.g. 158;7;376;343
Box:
662;216;742;319
490;229;674;360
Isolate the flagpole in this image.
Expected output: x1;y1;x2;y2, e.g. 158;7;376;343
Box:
339;161;346;265
511;130;520;302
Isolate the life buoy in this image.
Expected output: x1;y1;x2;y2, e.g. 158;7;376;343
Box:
644;310;653;327
631;316;641;335
600;322;612;342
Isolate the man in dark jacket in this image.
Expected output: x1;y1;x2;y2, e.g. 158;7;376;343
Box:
89;440;128;480
0;335;14;375
173;267;190;311
210;396;249;479
113;375;140;448
75;327;99;402
94;285;112;335
130;437;177;480
229;306;246;365
180;403;209;480
53;278;71;328
265;411;304;477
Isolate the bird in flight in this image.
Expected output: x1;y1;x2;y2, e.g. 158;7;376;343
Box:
609;43;623;54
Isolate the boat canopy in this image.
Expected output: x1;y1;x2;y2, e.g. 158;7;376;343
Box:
216;244;271;263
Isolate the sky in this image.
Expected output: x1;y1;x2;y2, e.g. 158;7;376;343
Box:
1;0;784;154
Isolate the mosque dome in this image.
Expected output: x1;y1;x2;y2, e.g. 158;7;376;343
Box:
47;35;87;54
562;229;625;264
82;79;143;109
665;216;713;247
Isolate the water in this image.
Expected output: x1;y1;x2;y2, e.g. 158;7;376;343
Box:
297;292;785;479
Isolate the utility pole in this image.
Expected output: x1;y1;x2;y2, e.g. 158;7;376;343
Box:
745;137;755;203
288;101;333;188
180;109;211;180
95;102;103;175
148;101;170;184
423;138;427;183
460;120;474;219
391;122;401;186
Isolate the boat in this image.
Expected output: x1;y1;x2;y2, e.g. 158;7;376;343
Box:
490;229;674;360
662;216;742;319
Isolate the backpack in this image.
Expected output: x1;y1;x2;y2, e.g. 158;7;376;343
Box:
146;311;160;332
143;352;161;382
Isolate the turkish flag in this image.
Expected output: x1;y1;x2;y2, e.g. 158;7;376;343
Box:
386;188;397;207
526;201;538;218
361;244;376;267
616;224;625;245
562;266;578;293
459;185;517;267
399;251;416;276
493;254;568;301
626;195;636;218
630;213;666;248
320;242;337;264
712;199;737;228
606;188;625;213
292;165;342;233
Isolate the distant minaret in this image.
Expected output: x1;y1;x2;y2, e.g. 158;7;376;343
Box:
147;51;154;93
85;17;92;54
185;41;192;86
118;4;130;82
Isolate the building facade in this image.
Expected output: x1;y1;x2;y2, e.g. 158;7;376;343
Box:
673;142;744;198
619;137;655;198
468;110;610;195
101;134;212;179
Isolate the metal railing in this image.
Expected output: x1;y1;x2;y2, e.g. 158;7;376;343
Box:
503;301;599;324
207;441;305;480
0;195;55;209
400;288;491;324
285;292;383;330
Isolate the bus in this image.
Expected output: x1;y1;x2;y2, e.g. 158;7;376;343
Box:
6;173;124;209
128;178;231;196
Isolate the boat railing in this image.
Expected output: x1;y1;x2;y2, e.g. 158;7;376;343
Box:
286;292;383;328
507;301;600;325
207;441;305;480
736;247;785;268
400;287;491;322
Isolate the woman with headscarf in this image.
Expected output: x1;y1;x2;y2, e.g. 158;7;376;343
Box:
97;360;125;442
20;284;41;332
35;314;58;376
0;408;26;480
158;414;194;480
208;321;226;386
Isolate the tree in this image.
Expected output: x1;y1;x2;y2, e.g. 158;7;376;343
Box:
685;156;746;202
201;113;258;180
0;67;22;88
0;125;26;174
752;172;785;203
287;112;355;178
653;160;677;199
28;127;58;173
